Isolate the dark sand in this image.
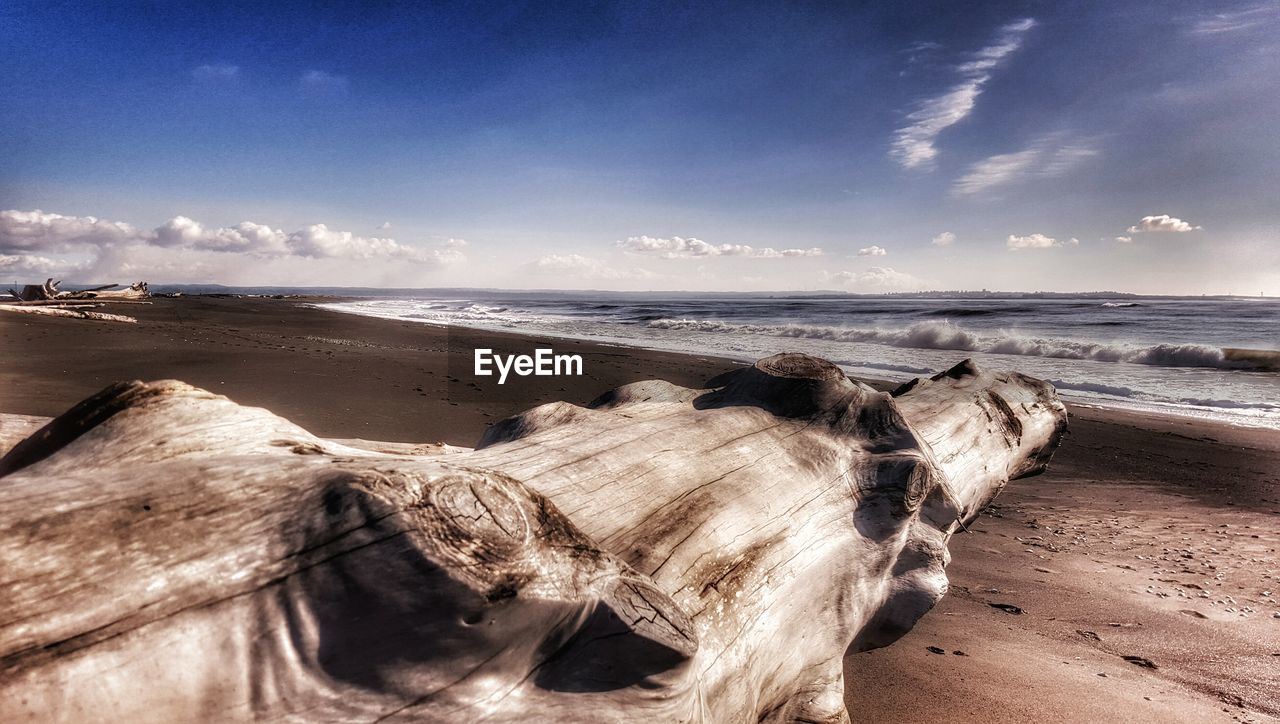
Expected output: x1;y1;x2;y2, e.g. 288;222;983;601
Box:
2;297;1278;722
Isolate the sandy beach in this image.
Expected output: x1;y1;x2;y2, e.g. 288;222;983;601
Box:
2;296;1277;722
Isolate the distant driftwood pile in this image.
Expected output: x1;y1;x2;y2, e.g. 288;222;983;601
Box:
0;354;1066;722
0;278;149;322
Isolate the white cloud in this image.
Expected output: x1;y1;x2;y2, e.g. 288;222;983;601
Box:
952;135;1098;195
443;238;468;248
151;216;290;254
0;209;138;252
1127;214;1201;233
932;231;956;246
192;64;239;82
857;245;888;256
890;18;1036;170
150;218;456;263
377;221;393;230
0;253;85;277
754;247;824;258
0;209;464;271
284;224;462;264
299;70;349;97
617;235;822;259
1114;236;1133;243
826;266;926;291
891;84;982;170
1006;233;1078;251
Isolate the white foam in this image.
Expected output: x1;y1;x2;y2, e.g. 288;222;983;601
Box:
645;318;1263;371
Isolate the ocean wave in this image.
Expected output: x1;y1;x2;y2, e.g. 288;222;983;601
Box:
1100;302;1143;307
922;305;1038;317
1049;380;1279;414
644;318;1276;371
1048;380;1141;397
1176;397;1280;411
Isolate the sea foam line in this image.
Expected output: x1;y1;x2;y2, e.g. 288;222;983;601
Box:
644;318;1277;372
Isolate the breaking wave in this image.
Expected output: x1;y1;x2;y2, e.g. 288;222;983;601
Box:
645;318;1276;371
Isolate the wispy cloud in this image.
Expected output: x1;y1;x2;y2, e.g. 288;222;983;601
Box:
856;245;887;256
898;40;942;76
952;135;1098;195
1006;233;1078;251
1189;4;1277;35
192;63;240;82
953;147;1039;195
617;235;823;259
1127;214;1201;233
299;70;349;98
931;231;956;246
890;18;1036;170
524;254;652;281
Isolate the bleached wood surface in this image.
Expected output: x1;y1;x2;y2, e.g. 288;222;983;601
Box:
0;354;1065;722
0;305;138;322
0;414;47;457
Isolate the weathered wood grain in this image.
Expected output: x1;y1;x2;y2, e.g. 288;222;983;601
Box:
0;354;1065;722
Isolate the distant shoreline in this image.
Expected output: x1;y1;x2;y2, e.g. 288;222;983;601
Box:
13;282;1275;301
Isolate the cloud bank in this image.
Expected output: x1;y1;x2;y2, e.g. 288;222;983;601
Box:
617;236;823;259
0;209;466;280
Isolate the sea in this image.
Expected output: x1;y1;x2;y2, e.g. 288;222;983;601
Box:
300;290;1280;430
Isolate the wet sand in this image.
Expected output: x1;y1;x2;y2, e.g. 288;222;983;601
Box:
2;296;1277;721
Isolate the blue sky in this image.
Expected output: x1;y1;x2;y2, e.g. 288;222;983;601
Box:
2;1;1277;293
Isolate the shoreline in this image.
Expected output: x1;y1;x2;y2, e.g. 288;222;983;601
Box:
2;295;1278;720
315;298;1280;432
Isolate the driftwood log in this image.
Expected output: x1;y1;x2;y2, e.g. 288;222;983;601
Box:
0;354;1066;722
2;279;148;322
0;305;138;323
7;279;148;302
